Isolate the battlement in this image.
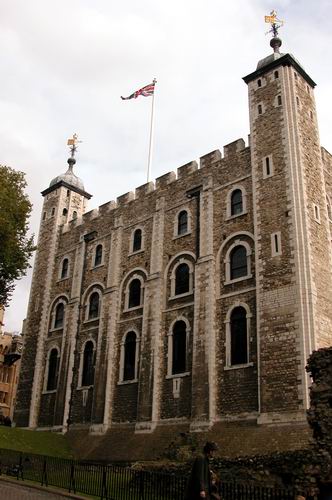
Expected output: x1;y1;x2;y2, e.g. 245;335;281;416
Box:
60;138;249;235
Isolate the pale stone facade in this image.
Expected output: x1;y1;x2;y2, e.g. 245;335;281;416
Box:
14;38;332;458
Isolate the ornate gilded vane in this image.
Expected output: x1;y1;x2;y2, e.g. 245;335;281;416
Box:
265;10;284;38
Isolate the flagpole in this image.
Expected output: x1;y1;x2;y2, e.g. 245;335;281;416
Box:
147;78;157;183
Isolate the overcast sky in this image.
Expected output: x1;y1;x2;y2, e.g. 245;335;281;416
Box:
2;0;332;332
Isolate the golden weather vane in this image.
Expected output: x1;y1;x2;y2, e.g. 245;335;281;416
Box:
265;10;284;38
67;133;82;159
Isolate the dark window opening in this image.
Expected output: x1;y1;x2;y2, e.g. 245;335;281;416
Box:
230;307;248;366
296;97;300;106
67;190;70;197
47;349;59;391
43;212;46;221
123;331;137;381
230;189;243;216
54;303;64;329
73;211;77;219
265;157;271;176
274;70;279;79
88;292;100;319
274;234;279;254
257;79;262;88
175;263;190;295
51;207;55;216
230;246;247;280
258;104;262;115
172;321;187;375
277;95;282;106
62;208;68;216
133;229;142;252
128;279;142;308
61;259;69;279
94;244;103;266
82;341;95;386
178;211;188;235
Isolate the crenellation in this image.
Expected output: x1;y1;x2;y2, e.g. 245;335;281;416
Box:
177;160;198;178
223;138;246;157
200;149;222;168
135;181;155;199
155;171;176;189
82;208;99;221
117;191;135;205
98;200;117;215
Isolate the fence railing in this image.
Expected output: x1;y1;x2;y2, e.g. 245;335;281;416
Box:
0;448;296;500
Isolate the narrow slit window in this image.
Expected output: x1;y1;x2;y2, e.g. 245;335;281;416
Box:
257;79;262;88
271;232;282;257
258;104;262;115
274;70;279;79
277;95;282;106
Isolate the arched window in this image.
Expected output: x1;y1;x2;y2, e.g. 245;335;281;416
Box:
123;331;137;381
61;258;69;279
88;292;100;319
175;263;190;295
230;246;247;280
177;211;188;235
231;190;243;216
230;307;248;365
46;348;59;391
128;279;142;308
54;303;64;329
82;341;95;387
172;321;187;375
94;245;103;267
133;229;142;252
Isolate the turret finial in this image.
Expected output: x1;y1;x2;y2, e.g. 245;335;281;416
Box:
265;10;284;53
66;134;82;170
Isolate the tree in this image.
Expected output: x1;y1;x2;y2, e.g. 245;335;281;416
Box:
0;165;35;307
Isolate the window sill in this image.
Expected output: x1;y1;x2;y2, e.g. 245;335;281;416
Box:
83;317;100;324
226;211;247;221
166;372;190;380
91;263;104;270
225;274;252;285
128;249;144;256
117;379;138;386
42;389;57;395
169;291;193;301
77;385;93;390
172;232;191;240
57;276;70;282
224;362;253;371
123;305;143;313
49;327;64;333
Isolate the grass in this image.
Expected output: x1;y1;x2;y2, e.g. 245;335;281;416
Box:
0;426;73;458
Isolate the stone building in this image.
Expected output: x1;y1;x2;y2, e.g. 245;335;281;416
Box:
0;313;23;420
14;32;332;459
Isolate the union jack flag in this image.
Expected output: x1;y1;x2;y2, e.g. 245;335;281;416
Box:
121;82;155;100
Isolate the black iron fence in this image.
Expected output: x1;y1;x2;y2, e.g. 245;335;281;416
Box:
0;448;296;499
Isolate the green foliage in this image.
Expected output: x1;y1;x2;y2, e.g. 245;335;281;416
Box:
0;165;35;307
0;426;73;458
